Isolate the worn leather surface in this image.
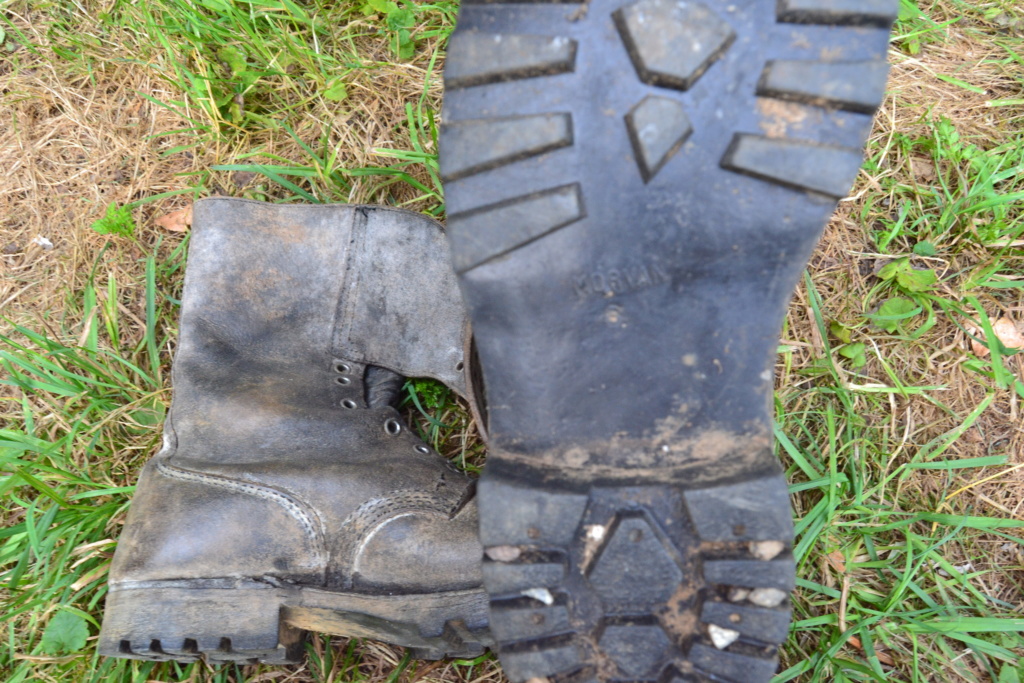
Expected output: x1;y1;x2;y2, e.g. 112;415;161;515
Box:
109;198;481;595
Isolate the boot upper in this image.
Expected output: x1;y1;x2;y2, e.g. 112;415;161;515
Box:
109;198;482;596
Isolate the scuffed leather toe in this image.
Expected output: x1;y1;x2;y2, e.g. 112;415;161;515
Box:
350;499;483;594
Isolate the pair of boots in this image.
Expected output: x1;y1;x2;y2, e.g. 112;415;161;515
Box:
101;1;897;679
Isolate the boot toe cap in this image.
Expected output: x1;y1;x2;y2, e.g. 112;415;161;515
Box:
349;501;482;593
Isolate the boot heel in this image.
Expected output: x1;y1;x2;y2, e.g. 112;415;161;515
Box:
99;584;304;664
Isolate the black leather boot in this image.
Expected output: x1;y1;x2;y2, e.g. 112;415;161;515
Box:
98;198;491;664
440;0;896;680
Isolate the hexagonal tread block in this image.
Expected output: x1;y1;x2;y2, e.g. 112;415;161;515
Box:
587;513;684;613
614;0;735;91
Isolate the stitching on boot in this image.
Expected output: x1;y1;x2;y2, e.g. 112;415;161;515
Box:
334;207;367;360
155;459;328;563
333;489;461;588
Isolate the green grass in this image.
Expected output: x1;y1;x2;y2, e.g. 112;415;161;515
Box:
774;276;1024;681
1;0;1023;682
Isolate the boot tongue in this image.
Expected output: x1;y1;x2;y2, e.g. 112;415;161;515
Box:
364;366;405;409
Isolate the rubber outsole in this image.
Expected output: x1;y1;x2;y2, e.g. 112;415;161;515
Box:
99;582;492;664
440;1;894;681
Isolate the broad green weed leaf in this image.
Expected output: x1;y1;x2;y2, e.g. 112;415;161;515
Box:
873;297;918;333
877;258;937;293
897;267;937;292
877;259;902;281
387;8;414;30
411;378;448;410
397;30;415;59
829;321;853;344
324;80;349;102
364;0;391;13
40;611;88;654
838;342;867;367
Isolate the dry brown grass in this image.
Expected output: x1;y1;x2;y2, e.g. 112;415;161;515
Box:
775;11;1024;677
2;0;1023;681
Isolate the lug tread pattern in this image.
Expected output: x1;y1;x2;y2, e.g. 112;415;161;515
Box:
102;608;488;663
721;134;866;198
492;599;574;641
440;114;574;181
483;558;568;594
683;478;793;543
446;33;577;89
700;600;792;645
757;59;891;113
480;478;793;682
447;184;585;273
690;642;780;682
443;0;895;275
501;640;586;680
613;0;736;91
703;558;797;592
625;96;693;182
777;0;899;27
443;1;896;681
586;513;684;613
113;635;300;665
599;621;677;679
